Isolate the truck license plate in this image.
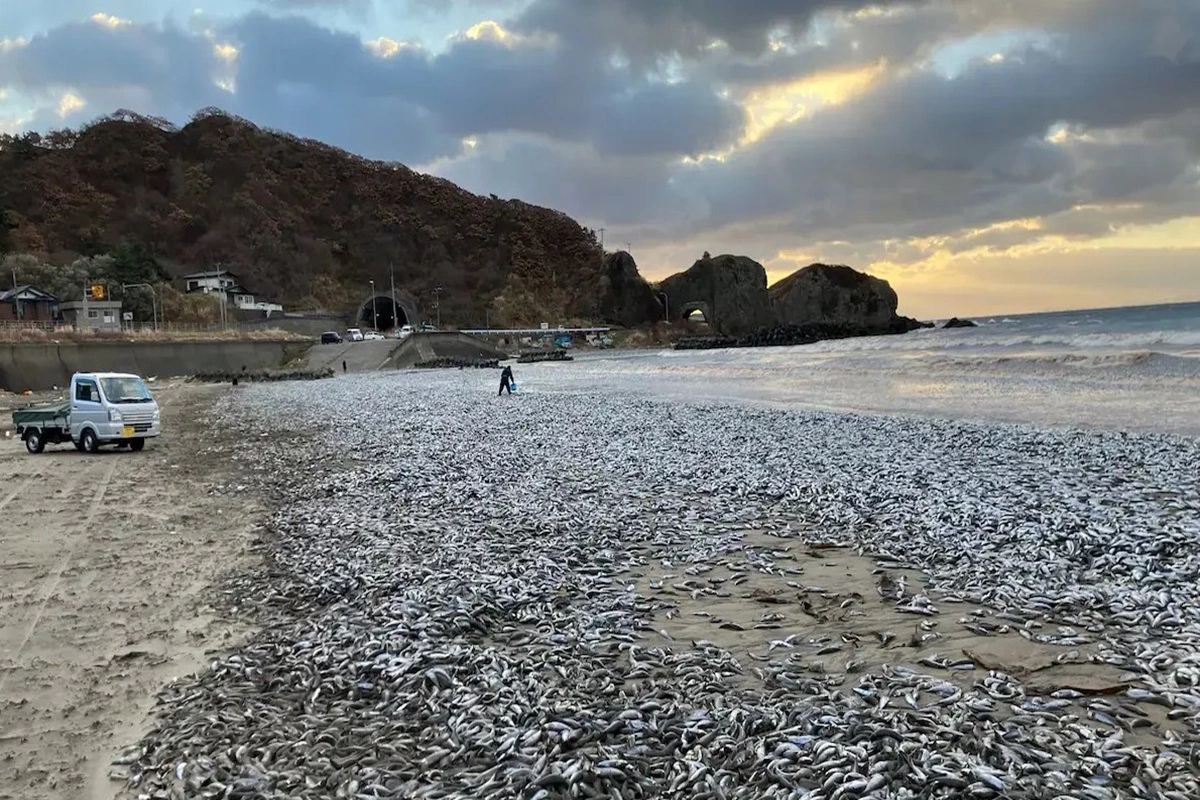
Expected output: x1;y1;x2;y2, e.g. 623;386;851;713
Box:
122;426;135;437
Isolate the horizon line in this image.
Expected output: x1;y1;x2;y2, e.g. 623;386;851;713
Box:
925;297;1200;322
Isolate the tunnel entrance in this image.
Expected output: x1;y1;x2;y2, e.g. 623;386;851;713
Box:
358;294;408;332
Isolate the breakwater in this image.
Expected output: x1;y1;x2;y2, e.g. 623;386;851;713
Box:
391;332;509;369
674;320;933;350
0;340;311;391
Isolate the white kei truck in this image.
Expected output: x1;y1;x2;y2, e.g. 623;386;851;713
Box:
11;372;162;454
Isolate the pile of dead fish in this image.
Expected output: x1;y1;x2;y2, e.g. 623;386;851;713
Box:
517;350;574;363
189;367;334;384
117;371;1200;799
414;357;502;369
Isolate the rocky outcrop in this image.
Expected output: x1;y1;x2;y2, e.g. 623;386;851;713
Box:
597;251;662;327
770;263;924;333
942;317;978;328
658;254;773;337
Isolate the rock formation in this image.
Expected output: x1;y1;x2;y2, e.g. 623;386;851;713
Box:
597;251;663;328
657;254;773;337
942;317;978;328
769;263;924;334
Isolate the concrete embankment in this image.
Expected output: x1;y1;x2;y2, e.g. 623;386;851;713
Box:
305;338;402;373
0;340;311;392
391;332;510;368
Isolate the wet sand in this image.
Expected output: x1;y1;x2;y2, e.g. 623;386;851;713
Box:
629;529;1177;744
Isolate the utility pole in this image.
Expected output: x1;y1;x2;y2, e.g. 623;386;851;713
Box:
598;228;605;251
369;280;378;329
433;286;442;329
11;268;19;320
389;262;396;329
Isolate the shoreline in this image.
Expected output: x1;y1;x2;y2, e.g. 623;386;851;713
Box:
529;345;1200;438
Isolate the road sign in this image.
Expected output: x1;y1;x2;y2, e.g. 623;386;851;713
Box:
122;312;133;321
89;284;106;300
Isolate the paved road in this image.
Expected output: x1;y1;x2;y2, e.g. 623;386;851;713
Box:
305;339;401;373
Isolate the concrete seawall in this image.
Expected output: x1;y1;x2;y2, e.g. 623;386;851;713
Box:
0;340;311;392
391;332;510;368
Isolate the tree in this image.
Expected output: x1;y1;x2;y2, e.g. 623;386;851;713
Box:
108;239;168;286
2;253;106;301
100;240;168;323
74;225;106;257
0;211;15;256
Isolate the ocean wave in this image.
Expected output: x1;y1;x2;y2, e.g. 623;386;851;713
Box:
921;350;1200;373
799;328;1200;354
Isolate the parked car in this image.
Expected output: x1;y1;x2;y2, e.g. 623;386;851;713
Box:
320;331;343;344
364;330;385;341
395;325;415;340
420;323;438;332
13;372;161;454
346;328;365;342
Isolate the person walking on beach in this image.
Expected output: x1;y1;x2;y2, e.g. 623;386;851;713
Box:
498;365;514;396
342;359;347;373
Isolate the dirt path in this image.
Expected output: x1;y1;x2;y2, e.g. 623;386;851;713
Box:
0;384;263;800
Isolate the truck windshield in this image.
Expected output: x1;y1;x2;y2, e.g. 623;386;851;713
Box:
100;377;153;403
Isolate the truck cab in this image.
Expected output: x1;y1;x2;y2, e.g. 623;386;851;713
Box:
69;372;161;452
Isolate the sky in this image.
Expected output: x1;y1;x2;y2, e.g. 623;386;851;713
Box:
1;0;1198;318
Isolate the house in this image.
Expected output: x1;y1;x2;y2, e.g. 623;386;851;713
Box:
183;269;283;314
229;290;283;314
183;269;241;293
59;300;123;332
0;286;59;322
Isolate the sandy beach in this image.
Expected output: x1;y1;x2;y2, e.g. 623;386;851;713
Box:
2;360;1199;798
0;384;262;800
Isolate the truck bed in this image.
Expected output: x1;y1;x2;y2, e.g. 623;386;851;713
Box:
12;400;70;427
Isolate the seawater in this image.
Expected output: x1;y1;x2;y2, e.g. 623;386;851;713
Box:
530;301;1200;436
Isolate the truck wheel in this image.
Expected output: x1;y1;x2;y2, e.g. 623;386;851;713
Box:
25;429;45;454
80;429;99;454
129;438;145;452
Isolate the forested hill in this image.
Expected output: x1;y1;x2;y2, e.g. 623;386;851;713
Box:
0;109;604;325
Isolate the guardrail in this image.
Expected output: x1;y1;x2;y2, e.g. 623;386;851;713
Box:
460;327;611;335
0;320;282;333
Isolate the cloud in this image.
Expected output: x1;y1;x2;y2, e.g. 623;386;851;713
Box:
0;0;1198;313
1;9;749;162
512;0;917;61
443;0;1200;260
